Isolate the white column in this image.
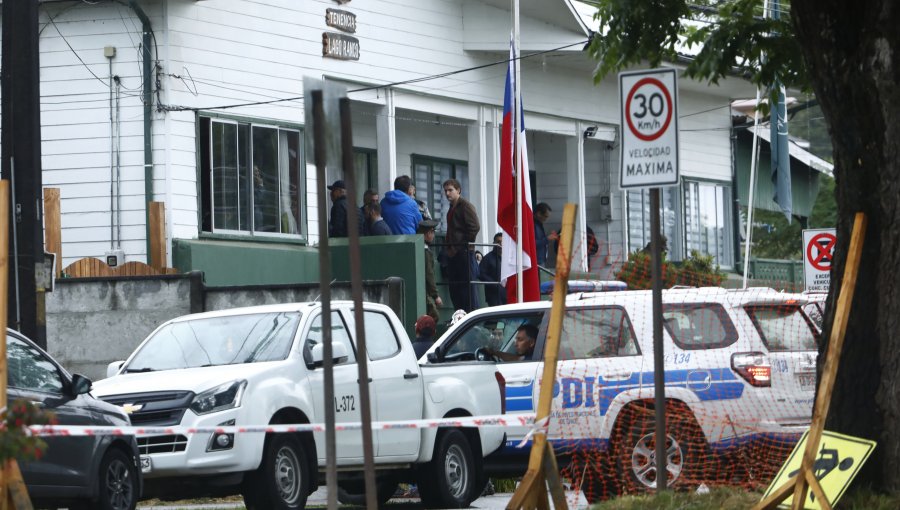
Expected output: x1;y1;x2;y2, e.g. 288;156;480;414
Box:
468;106;490;247
376;88;397;194
566;127;589;273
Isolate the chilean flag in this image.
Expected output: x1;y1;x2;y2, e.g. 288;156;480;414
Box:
497;37;540;303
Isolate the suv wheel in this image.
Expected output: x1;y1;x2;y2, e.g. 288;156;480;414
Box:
417;429;475;508
613;403;705;493
94;448;138;510
242;434;308;509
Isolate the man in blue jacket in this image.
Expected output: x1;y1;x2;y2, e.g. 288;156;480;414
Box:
381;175;422;235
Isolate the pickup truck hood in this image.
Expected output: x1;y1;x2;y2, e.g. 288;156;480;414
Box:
92;363;277;398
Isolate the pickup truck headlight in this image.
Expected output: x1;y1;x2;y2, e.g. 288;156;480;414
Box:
190;380;247;415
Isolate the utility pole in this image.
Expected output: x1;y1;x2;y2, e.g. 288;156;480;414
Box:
2;0;46;348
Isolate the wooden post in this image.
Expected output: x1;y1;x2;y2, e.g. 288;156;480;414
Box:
753;212;867;510
507;203;577;510
148;201;166;271
0;182;8;503
42;188;61;277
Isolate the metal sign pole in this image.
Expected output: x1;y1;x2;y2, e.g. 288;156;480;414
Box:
650;187;667;492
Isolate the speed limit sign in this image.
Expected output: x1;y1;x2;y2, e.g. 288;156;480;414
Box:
619;68;679;189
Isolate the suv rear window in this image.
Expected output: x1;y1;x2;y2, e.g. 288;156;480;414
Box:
662;303;738;350
745;305;818;351
561;306;639;359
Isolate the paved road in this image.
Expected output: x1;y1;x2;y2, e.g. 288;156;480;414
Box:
137;487;592;509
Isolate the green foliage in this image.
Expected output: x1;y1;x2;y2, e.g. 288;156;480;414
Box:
0;399;55;462
615;250;725;290
585;0;810;92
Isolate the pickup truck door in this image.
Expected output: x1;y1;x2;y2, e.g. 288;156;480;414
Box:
304;311;364;462
349;309;423;458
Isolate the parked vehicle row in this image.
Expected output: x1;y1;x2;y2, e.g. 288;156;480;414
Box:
92;301;506;509
423;286;819;501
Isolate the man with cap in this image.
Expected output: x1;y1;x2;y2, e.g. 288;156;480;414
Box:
328;179;349;238
412;314;437;359
418;219;442;322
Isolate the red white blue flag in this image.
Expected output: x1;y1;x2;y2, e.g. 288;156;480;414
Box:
497;37;540;303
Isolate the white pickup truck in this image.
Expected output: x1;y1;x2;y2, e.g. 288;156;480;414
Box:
92;301;506;509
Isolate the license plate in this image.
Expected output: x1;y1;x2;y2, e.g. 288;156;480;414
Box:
140;455;152;474
798;373;816;390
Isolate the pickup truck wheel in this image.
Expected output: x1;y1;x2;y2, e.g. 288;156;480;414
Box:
242;434;308;510
337;477;398;506
418;429;475;508
613;404;704;494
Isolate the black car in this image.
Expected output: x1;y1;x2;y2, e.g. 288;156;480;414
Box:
6;329;142;510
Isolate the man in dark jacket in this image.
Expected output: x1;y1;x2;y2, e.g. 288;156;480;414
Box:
366;202;393;236
534;202;558;266
381;175;422;235
443;178;480;312
479;233;507;307
358;188;379;236
328;180;348;238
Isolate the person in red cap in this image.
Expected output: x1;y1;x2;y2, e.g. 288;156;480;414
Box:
412;315;437;359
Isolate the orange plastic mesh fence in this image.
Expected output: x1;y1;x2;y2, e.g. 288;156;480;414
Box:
467;239;821;504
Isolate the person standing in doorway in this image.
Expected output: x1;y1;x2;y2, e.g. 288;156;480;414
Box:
418;219;442;322
534;202;558;266
381;175;422;235
443;178;480;312
328;180;348;238
479;233;507;307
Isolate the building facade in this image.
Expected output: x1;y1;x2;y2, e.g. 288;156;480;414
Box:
17;0;756;286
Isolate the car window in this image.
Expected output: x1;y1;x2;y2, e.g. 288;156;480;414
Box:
304;311;356;365
662;303;738;350
802;302;824;331
745;305;818;351
127;312;301;371
444;313;544;360
7;335;64;394
561;306;640;359
361;311;400;360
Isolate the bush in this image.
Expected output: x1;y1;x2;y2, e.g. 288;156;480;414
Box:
0;399;54;463
615;250;725;290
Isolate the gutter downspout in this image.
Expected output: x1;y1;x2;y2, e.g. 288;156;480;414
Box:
129;0;154;259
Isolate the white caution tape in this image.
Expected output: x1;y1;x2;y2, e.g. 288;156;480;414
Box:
515;415;550;448
28;413;536;437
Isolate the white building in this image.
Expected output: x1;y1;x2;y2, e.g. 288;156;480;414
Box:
19;0;754;284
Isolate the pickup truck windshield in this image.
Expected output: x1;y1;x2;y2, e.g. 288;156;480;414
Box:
126;311;301;371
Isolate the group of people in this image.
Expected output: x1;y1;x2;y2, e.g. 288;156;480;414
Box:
326;175;431;238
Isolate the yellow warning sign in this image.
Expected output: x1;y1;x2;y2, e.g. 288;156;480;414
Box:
762;429;876;509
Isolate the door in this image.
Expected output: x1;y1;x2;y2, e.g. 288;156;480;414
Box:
7;332;95;490
304;311;364;462
350;309;423;458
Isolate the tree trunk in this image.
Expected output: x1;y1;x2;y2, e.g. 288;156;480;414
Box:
791;0;900;492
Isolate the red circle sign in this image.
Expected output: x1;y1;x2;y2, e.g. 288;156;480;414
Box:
806;233;836;272
625;77;674;142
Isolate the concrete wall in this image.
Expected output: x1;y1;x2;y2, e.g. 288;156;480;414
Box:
46;272;403;382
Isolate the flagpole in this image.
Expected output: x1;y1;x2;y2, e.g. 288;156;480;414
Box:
513;0;523;303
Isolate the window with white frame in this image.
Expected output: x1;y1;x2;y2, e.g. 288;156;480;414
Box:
626;187;681;261
412;155;468;232
625;181;733;267
684;180;733;267
199;116;303;237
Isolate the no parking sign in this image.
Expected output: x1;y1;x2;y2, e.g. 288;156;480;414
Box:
803;228;836;292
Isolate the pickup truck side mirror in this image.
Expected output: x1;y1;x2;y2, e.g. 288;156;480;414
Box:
107;361;125;378
309;342;349;368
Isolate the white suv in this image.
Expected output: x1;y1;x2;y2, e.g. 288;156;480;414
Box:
424;287;818;499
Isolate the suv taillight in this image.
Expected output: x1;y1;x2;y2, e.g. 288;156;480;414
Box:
731;352;771;387
495;371;506;414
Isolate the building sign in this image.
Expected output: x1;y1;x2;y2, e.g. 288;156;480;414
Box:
322;32;360;61
326;9;356;33
618;68;680;189
803;228;836;292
